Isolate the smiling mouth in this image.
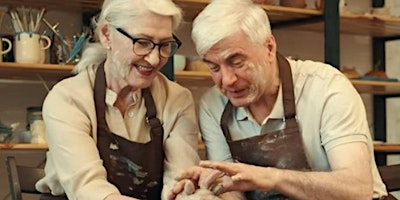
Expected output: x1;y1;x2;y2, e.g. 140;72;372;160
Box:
135;65;154;76
137;65;153;72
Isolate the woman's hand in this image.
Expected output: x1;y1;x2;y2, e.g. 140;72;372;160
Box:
167;166;226;200
169;180;221;200
176;166;226;189
167;179;196;200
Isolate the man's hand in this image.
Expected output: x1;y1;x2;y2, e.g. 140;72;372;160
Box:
199;160;277;193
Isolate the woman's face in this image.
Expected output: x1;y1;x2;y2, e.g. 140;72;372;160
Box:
104;11;174;91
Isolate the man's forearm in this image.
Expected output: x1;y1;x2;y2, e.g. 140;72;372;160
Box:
270;167;373;200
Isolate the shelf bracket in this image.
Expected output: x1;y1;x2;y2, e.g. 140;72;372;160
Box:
324;0;340;68
371;0;390;166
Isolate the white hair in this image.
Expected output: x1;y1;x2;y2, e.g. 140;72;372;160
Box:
191;0;272;57
73;0;182;73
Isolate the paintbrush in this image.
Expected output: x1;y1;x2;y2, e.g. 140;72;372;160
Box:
34;8;46;32
9;9;23;33
0;6;8;31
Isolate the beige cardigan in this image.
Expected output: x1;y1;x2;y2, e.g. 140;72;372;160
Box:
36;65;200;200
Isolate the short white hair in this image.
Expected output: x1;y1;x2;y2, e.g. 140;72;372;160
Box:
192;0;271;57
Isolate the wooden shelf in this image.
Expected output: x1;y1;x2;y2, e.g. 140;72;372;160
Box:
0;62;74;82
339;14;400;37
2;142;398;155
175;70;400;95
350;79;400;95
0;142;206;151
175;0;322;23
2;62;399;94
294;13;400;37
0;143;48;150
374;143;400;154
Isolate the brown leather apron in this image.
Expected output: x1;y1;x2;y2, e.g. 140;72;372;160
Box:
94;64;164;200
220;54;310;200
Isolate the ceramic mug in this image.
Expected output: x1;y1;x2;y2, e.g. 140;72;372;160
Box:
173;54;186;71
14;32;51;63
0;37;12;62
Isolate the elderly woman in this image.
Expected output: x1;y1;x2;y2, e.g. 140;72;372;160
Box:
35;0;200;199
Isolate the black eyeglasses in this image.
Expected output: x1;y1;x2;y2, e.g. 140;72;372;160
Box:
115;28;181;58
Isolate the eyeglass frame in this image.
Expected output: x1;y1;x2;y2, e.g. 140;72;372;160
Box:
115;27;182;58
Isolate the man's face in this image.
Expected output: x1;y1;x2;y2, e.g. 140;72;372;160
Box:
202;31;277;107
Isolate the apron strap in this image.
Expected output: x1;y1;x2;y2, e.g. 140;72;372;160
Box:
221;101;234;141
277;53;296;120
142;88;163;138
94;63;110;132
94;64;163;137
